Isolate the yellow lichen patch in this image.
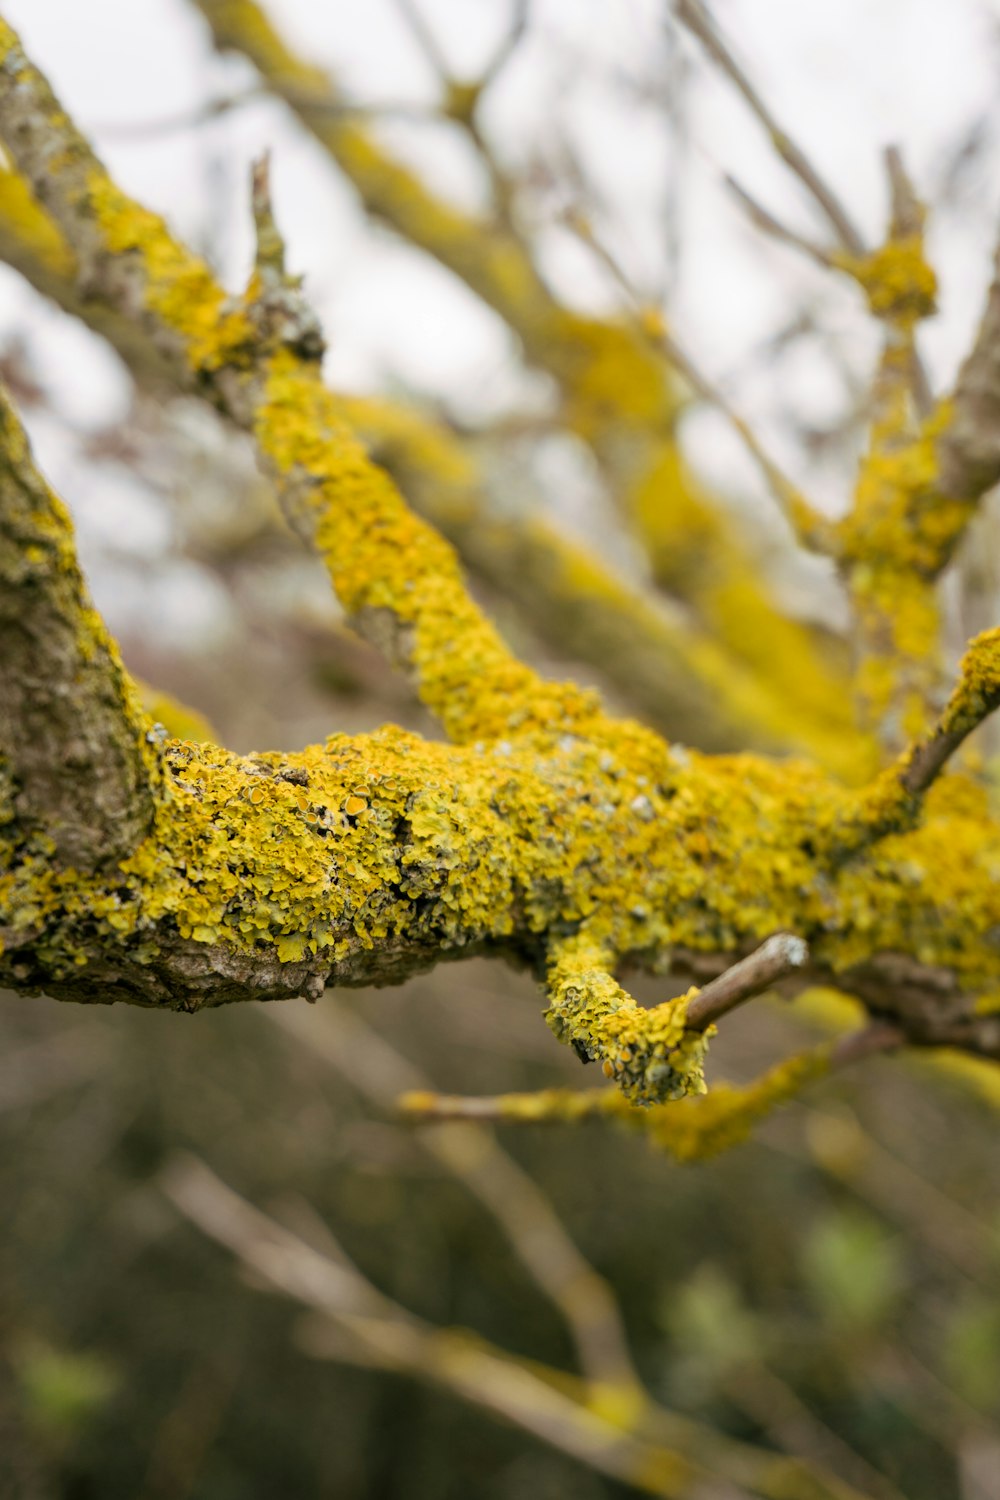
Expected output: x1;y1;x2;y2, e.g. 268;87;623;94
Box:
544;934;714;1105
834;236;938;327
254;349;601;743
87;174;254;373
941;627;1000;738
0;161;73;275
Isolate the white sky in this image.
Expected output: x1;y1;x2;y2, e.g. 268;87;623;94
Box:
3;0;1000;647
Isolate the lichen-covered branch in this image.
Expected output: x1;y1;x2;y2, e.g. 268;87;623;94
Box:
0;380;155;869
1;18;1000;1113
402;1044;834;1162
831;154;947;742
0;22;591;746
185;0;860;746
844;627;1000;848
0;161;858;764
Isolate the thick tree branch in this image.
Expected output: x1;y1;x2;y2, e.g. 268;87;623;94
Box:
0;18;998;1090
0;380;155;868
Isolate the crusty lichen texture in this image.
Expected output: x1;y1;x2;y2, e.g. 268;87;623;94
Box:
2;14;1000;1116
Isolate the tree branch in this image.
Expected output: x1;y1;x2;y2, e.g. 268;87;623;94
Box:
0;159;861;768
265;1001;641;1396
0;379;155;868
684;932;808;1029
937;223;1000;501
674;0;865;256
0;21;586;747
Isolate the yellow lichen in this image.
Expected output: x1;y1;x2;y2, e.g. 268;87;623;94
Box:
834;236;938;327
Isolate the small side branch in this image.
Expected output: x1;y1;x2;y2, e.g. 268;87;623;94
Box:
684;932;808;1029
899;627;1000;796
401;1027;900;1160
0;381;155;868
838;627;1000;850
674;0;865;257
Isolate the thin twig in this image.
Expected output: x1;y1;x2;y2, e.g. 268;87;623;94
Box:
90;90;437;142
685;932;809;1029
263;1003;641;1394
674;0;865;256
724;175;836;269
568;215;834;553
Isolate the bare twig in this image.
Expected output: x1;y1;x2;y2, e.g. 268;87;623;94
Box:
724;174;836;269
567;214;834;552
674;0;865;256
685;932;809;1029
160;1153;754;1499
263;1003;640;1395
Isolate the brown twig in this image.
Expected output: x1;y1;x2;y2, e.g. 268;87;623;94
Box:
723;174;836;269
674;0;865;256
567;213;834;553
263;1003;641;1395
685;932;810;1029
